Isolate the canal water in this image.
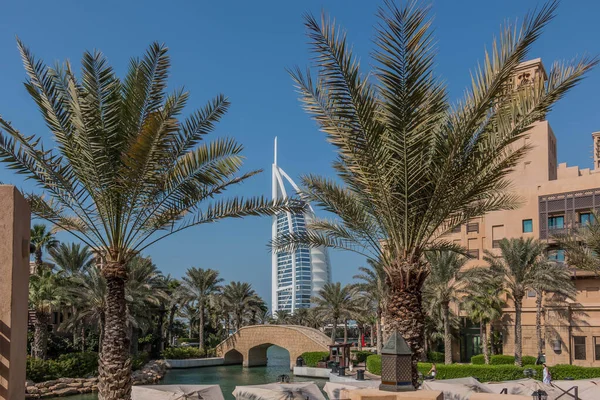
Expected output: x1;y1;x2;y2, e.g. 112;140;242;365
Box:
51;346;327;400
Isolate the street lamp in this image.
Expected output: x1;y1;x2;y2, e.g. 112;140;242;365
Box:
379;330;414;392
532;390;548;400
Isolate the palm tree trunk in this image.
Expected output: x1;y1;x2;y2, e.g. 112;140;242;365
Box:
357;325;363;351
536;291;543;357
514;297;523;367
344;320;348;343
370;324;375;347
376;306;383;354
98;272;132;400
443;303;452;365
33;311;49;359
481;322;489;365
331;319;337;343
99;312;105;353
385;268;426;389
35;248;43;271
81;325;86;352
167;305;177;347
199;301;205;353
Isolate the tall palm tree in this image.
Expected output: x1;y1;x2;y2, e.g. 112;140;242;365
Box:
423;251;468;364
463;271;505;365
181;268;223;352
484;237;562;366
271;1;594;384
531;260;576;357
222;281;264;331
353;259;387;353
557;211;600;271
0;42;302;399
178;304;199;339
29;268;65;359
313;282;358;343
31;224;59;272
163;276;183;347
68;265;107;349
275;309;292;324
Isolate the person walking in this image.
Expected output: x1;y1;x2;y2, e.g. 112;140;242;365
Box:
542;364;552;384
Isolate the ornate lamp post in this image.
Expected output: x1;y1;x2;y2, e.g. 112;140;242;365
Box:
532;390;548;400
379;330;414;392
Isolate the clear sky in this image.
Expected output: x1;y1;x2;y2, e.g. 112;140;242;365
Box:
1;1;599;308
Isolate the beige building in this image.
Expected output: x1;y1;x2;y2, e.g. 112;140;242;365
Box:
447;59;600;366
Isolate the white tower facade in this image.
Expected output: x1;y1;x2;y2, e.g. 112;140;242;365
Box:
271;138;332;314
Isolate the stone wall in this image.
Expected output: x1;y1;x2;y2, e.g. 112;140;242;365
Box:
25;360;168;398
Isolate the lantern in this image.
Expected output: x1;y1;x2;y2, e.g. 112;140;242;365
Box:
532;390;548;400
378;330;414;392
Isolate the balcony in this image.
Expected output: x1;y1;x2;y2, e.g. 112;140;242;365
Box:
467;249;480;259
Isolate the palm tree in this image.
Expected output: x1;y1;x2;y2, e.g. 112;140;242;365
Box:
179;304;199;339
271;1;594;385
313;283;358;343
29;268;65;359
50;243;94;276
463;271;505;365
30;224;59;272
181;268;223;352
484;237;563;366
222;282;264;331
0;42;302;399
557;211;600;271
423;251;468;364
353;260;387;353
163;276;183;347
68;265;107;349
275;309;292;324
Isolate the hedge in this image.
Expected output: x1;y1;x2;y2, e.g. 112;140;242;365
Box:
161;347;204;359
26;352;98;383
427;351;444;363
300;351;329;367
365;356;600;382
351;350;375;363
366;354;382;376
471;354;537;365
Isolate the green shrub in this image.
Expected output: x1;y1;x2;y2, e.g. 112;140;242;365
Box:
132;352;150;370
301;351;329;367
427;351;444;363
161;346;203;359
351;350;375;364
26;352;98;383
548;365;600;380
471;354;537;365
366;355;382;376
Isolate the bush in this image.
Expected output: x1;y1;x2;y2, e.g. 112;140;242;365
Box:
161;346;203;359
300;351;329;367
548;365;600;380
427;351;445;363
366;355;382;376
132;352;150;370
26;352;98;383
351;350;375;364
471;354;537;365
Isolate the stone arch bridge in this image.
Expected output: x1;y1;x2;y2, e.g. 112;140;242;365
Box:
215;325;330;369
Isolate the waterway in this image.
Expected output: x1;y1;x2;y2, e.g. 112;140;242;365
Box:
51;346;327;400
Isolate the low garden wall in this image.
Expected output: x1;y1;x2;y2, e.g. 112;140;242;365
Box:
25;360;168;398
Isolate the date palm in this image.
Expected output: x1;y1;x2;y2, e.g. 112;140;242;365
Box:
222;281;264;331
423;251;468;364
353;259;387;353
272;0;595;385
50;242;94;276
556;211;600;271
29;268;65;359
463;271;505;365
181;268;223;352
31;224;58;272
0;42;302;399
313;282;359;343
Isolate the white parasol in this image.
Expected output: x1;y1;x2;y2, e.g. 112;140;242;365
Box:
232;382;325;400
132;384;225;400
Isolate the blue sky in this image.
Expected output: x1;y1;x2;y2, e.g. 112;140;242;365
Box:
1;1;599;307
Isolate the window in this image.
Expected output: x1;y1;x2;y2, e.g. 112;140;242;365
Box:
522;219;533;233
548;249;565;262
467;249;480;259
595;337;600;361
574;336;586;360
451;225;461;233
527;290;537;298
548;215;564;230
467;223;479;233
492;225;504;248
580;212;593;226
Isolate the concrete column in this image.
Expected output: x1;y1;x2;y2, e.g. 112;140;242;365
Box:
0;186;31;400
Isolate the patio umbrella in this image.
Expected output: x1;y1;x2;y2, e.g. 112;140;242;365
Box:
232;382;325;400
132;385;225;400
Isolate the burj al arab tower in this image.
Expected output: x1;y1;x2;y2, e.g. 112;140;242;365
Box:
271;138;331;314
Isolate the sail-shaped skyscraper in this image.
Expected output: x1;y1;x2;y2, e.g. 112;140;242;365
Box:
271;138;331;314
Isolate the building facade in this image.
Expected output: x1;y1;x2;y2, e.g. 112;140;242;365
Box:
271;138;332;314
447;59;600;366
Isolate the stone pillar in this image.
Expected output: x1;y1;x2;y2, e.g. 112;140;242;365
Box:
0;186;31;400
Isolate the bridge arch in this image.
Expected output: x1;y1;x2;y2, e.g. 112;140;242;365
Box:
215;325;330;369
